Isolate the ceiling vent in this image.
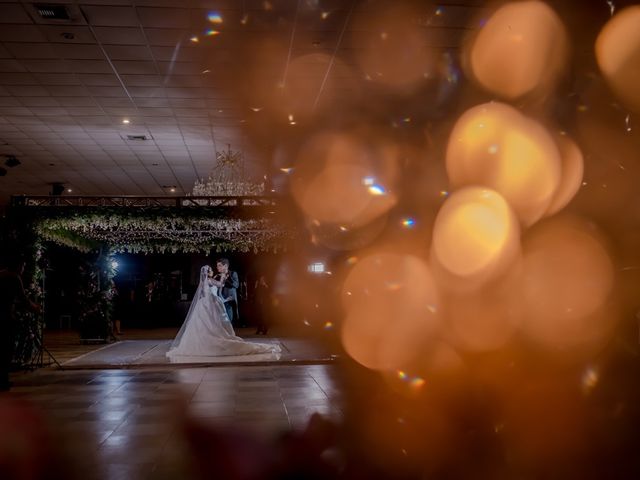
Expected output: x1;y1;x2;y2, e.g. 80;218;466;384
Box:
126;134;150;141
35;4;70;20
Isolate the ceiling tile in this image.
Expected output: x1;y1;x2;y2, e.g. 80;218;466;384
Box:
73;116;113;125
5;44;58;59
169;98;203;108
158;62;203;75
0;25;48;42
173;108;208;117
65;107;107;116
128;86;166;97
0;73;38;85
93;27;147;45
163;75;206;87
102;106;136;116
113;61;157;75
69;60;113;74
96;97;134;107
0;97;21;106
164;87;205;98
19;97;60;108
35;73;81;85
81;5;140;27
144;28;188;46
34;107;69;116
87;86;127;97
22;59;72;73
54;97;98;107
0;60;27;73
122;75;162;87
136;117;177;126
53;44;106;60
46;85;90;96
77;74;120;86
151;46;204;62
0;4;32;24
137;7;190;28
6;85;49;96
134;97;170;107
0;106;31;116
178;117;211;126
103;45;154;61
40;26;95;44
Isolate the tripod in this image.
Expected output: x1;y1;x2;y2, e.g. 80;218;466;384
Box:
24;316;62;369
24;267;62;369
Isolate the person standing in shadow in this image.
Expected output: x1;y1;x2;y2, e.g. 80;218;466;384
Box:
214;258;240;328
0;257;41;391
109;282;123;337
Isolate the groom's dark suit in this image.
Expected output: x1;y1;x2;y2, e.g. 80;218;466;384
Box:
217;271;240;327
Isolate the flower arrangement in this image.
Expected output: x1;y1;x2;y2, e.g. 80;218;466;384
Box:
32;207;293;254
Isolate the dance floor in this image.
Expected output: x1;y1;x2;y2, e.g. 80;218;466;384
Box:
40;327;336;368
4;328;342;479
5;364;342;479
62;337;334;368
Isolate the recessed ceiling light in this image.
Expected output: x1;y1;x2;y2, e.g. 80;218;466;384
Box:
170;188;176;193
60;32;74;40
67;188;72;193
122;119;130;124
190;36;199;43
152;163;159;166
4;155;20;167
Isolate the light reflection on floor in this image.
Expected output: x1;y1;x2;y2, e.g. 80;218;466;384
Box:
3;364;341;479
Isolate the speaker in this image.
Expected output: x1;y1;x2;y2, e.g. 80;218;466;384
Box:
50;183;65;195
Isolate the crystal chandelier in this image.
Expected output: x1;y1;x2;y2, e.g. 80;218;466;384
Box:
190;144;265;197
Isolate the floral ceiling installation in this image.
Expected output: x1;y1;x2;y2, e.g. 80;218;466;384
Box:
33;208;292;254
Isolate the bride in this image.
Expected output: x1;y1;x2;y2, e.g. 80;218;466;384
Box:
166;265;280;358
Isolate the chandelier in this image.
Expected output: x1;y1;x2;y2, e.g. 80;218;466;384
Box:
190;144;265;197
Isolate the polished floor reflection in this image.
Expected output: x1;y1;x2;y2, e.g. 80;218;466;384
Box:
4;365;341;479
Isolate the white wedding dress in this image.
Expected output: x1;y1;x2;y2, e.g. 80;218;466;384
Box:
166;266;280;359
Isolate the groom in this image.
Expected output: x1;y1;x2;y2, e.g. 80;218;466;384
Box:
215;258;240;327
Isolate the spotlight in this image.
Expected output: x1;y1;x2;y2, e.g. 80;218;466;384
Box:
4;155;20;167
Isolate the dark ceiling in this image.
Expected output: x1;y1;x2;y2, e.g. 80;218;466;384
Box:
0;0;490;203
